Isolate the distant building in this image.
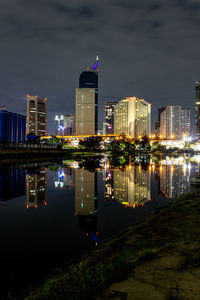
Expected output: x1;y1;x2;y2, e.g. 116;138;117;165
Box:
26;95;47;136
195;81;200;138
159;106;190;139
104;102;117;134
181;108;190;137
0;110;26;143
114;96;151;138
154;107;166;136
76;57;99;135
55;114;75;136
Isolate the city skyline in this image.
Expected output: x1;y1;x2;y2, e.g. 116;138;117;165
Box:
0;0;199;134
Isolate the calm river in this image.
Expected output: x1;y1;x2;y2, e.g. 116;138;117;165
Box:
0;154;199;298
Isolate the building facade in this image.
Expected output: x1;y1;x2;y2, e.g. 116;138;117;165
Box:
0;110;26;143
26;95;47;136
76;88;96;135
104;102;117;135
114;97;151;138
195;81;200;137
55;114;75;136
159;106;190;139
76;57;99;135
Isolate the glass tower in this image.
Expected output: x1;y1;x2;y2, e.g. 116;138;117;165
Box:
76;57;99;135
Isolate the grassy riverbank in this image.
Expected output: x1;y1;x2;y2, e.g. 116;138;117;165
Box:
25;190;200;300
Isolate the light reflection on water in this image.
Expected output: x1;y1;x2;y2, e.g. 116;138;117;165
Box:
0;155;199;297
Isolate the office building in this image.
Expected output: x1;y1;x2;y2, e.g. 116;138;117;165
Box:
114;96;151;138
55;114;75;136
104;102;117;135
195;81;200;137
76;57;99;135
0;110;26;143
159;106;190;139
26;95;47;136
76;88;96;135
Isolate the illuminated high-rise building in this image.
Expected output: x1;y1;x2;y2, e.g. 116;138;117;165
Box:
114;97;151;138
104;102;117;134
55;114;75;136
26;95;47;136
195;81;200;137
159;106;190;139
76;57;99;135
181;108;190;137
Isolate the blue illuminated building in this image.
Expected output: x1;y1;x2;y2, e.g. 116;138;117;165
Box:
0;110;26;143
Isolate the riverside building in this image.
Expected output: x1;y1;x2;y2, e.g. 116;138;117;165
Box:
0;110;26;143
26;95;47;136
76;57;99;135
114;97;151;138
159;106;190;139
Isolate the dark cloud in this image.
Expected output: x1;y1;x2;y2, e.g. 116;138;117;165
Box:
0;0;199;134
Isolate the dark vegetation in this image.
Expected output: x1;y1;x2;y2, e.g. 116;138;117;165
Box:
25;191;200;300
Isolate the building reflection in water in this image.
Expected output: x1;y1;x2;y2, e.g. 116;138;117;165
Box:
54;167;75;190
26;168;47;208
104;170;114;201
158;162;191;199
112;165;151;207
0;169;26;202
75;169;98;245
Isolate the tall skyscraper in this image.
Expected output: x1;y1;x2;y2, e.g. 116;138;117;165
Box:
104;102;117;134
195;81;200;137
159;106;190;139
76;57;99;135
114;96;151;138
55;114;75;136
26;95;47;136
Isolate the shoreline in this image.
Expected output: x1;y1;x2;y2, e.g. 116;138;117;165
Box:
25;190;200;300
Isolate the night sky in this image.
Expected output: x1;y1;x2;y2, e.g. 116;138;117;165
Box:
0;0;200;134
